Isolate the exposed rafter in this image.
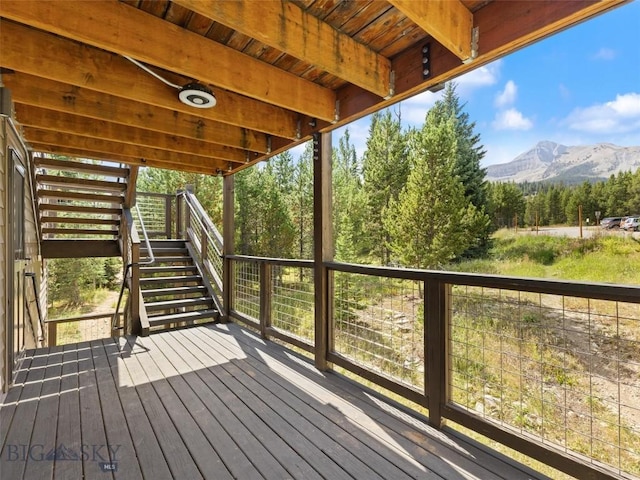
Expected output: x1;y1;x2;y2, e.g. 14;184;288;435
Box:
387;0;474;62
23;128;232;172
0;20;300;139
15;105;251;163
0;0;336;121
0;0;629;175
31;144;225;175
174;0;392;98
5;74;273;154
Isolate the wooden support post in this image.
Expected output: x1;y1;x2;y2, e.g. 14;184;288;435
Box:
130;241;140;335
201;232;208;266
123;165;139;208
425;279;449;428
579;204;583;238
313;131;333;371
260;262;272;339
48;322;57;347
222;175;235;322
176;190;184;238
165;194;172;238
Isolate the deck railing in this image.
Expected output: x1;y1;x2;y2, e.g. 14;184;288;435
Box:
177;189;225;315
228;255;640;480
136;191;175;238
47;312;117;346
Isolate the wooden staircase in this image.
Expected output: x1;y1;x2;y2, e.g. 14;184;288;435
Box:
140;239;219;332
35;156;131;258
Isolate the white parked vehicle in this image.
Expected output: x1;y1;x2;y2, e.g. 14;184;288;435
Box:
622;216;639;231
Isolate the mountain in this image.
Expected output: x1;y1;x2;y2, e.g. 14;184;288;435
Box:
486;141;640;183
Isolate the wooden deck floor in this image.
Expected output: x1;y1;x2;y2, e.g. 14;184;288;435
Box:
1;323;547;480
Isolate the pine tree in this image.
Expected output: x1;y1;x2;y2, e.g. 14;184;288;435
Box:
290;143;314;260
362;109;409;265
429;83;491;257
488;182;526;228
383;116;479;269
333;130;367;262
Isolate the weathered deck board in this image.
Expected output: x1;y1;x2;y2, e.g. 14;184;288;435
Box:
89;340;143;480
22;346;63;480
101;337;173;479
193;324;530;480
54;343;83;480
1;324;548;480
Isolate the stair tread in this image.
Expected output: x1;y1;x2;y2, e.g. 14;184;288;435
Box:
146;297;213;310
146;256;193;263
140;275;202;284
141;265;198;273
148;309;218;325
142;248;189;255
142;285;207;297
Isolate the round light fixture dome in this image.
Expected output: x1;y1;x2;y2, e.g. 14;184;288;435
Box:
178;83;216;108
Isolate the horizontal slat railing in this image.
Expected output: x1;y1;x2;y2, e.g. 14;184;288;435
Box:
227;255;639;480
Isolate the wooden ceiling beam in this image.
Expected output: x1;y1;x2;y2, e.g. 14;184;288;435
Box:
15;105;252;164
5;73;273;154
0;0;336;121
333;0;626;131
174;0;392;99
387;0;473;62
0;20;300;140
23;128;232;173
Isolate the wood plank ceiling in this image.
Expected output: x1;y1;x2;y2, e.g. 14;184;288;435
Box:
0;0;629;175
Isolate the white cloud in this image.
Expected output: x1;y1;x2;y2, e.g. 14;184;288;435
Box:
492;108;534;131
399;91;441;125
592;47;617;61
494;80;517;108
563;92;640;134
456;60;502;92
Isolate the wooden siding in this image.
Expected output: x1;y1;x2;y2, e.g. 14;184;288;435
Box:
0;118;6;394
0;323;548;479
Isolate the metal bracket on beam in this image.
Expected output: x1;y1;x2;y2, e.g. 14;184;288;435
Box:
266;135;272;154
333;100;340;124
384;71;396;100
464;27;480;64
296;116;302;140
422;43;431;80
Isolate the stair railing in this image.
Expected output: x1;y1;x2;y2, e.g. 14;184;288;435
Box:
25;272;45;346
113;203;154;334
177;189;224;315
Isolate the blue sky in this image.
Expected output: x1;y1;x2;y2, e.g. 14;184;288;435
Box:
322;1;640;168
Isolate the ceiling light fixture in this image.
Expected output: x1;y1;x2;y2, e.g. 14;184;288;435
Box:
124;56;216;108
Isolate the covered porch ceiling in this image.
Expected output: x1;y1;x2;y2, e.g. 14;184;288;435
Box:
0;0;629;175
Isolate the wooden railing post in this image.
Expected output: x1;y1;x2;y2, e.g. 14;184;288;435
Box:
48;321;57;347
123;165;138;208
165;194;172;238
201;229;208;264
425;278;449;428
313;131;333;371
130;240;140;335
260;262;271;338
176;190;184;238
222;175;235;322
